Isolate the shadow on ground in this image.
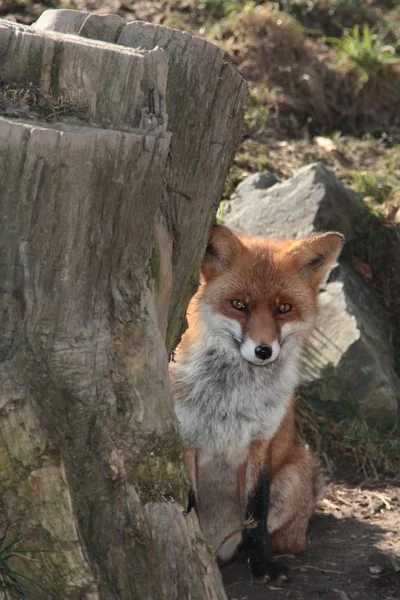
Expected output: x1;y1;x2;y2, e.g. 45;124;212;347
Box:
222;483;400;600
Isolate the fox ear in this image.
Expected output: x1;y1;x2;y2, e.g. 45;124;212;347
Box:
202;225;243;280
289;232;344;287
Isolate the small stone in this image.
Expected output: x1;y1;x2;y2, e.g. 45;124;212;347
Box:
371;502;385;514
369;566;383;574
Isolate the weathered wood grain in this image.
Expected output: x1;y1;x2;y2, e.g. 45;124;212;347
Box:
33;10;248;351
0;13;246;599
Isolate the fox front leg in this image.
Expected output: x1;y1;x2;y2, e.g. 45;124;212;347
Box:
241;469;289;583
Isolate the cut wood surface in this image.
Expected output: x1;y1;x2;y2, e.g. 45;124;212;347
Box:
0;11;246;599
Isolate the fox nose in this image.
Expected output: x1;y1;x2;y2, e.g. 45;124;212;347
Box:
254;344;273;361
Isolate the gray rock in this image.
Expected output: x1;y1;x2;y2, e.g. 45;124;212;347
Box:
300;263;399;426
232;170;279;198
225;163;399;425
224;162;368;242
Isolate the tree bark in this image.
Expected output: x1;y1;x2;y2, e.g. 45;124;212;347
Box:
0;13;246;599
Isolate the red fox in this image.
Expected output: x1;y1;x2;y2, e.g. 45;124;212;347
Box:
170;225;344;581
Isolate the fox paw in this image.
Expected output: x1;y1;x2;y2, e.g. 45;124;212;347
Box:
251;560;289;584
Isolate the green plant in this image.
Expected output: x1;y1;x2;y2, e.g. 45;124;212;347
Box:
279;0;317;11
0;521;58;599
206;0;258;38
336;0;360;6
216;200;227;223
330;130;342;142
245;85;270;135
327;25;399;81
197;0;256;20
349;171;392;205
165;0;258;33
279;0;360;13
0;523;27;598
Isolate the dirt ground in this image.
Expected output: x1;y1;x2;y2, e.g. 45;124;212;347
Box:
222;480;400;600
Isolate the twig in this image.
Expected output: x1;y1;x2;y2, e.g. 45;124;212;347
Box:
216;518;257;554
321;498;342;511
333;491;355;508
368;491;392;510
293;565;343;574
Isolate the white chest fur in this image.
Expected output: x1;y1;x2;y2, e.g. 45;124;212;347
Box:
173;343;299;454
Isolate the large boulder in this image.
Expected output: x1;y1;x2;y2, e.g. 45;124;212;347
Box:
300;263;398;425
224;162;400;426
232;169;279;196
226;162;369;242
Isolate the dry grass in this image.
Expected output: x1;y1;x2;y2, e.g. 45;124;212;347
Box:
212;5;400;137
0;79;87;122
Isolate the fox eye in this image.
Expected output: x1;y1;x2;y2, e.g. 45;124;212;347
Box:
276;303;292;314
231;299;248;312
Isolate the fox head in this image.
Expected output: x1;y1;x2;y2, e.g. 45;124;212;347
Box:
196;225;344;366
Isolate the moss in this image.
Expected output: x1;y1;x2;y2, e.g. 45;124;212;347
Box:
149;245;162;293
216;200;226;224
130;432;188;506
206;544;216;558
194;529;216;558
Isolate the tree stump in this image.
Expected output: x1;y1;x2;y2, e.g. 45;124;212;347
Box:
0;13;246;599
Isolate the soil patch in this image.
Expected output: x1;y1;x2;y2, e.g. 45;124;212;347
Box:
222;482;400;600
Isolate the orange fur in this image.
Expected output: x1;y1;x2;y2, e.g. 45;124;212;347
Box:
172;226;343;561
